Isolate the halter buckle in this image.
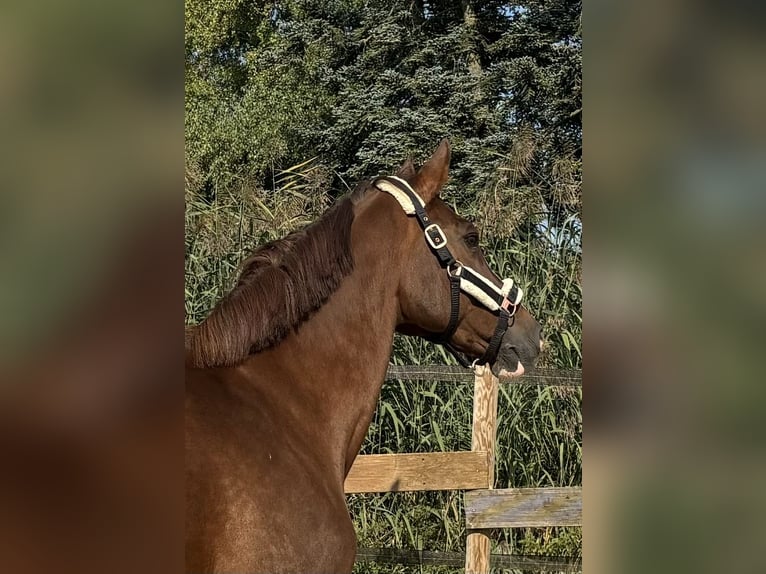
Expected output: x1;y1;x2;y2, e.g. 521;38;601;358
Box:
500;297;517;316
424;224;448;250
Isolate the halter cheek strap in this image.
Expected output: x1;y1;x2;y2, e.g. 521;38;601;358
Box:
375;176;456;267
373;175;523;367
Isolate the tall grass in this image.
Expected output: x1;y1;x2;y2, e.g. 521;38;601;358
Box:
185;159;582;572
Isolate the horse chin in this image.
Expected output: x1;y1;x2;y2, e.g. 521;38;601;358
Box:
493;361;524;378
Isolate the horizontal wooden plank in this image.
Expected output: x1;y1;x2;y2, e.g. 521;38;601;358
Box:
465;487;582;528
356;548;581;572
384;365;581;386
344;451;489;493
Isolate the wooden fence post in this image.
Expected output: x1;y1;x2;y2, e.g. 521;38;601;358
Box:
464;366;499;574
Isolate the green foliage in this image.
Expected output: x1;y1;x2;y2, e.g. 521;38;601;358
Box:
186;0;582;570
185;1;581;216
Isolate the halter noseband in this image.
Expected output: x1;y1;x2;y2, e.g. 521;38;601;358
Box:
374;176;523;368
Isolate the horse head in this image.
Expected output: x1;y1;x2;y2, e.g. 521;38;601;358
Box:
375;139;542;377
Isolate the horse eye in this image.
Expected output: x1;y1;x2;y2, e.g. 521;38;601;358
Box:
464;234;479;249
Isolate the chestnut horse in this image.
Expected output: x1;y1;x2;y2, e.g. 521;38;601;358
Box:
185;140;541;573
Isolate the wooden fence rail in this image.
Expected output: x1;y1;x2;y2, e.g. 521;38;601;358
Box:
344;451;489;493
356;548;582;572
345;364;582;573
465;487;583;529
385;364;582;386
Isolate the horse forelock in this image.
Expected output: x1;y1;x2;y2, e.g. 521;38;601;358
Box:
187;197;356;368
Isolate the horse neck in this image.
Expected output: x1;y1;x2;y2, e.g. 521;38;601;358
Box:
242;193;407;474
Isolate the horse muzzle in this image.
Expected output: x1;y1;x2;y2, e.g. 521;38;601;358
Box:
491;317;542;378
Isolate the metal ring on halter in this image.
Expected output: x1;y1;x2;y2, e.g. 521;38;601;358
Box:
500;297;518;317
447;260;463;277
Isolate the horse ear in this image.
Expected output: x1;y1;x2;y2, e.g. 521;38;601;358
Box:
396;158;416;180
414;139;451;203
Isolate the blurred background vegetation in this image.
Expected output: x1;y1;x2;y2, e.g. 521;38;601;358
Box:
185;0;581;570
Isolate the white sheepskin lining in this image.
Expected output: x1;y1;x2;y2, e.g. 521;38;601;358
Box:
373;176;424;215
457;266;523;311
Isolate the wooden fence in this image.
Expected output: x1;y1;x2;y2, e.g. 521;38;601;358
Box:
344;365;582;573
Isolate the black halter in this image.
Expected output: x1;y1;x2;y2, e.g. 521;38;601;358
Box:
374;176;521;368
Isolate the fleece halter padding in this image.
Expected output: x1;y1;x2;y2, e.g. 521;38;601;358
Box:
454;266;523;313
373;176;424;214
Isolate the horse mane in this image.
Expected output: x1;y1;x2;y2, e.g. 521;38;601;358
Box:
186;194;361;368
